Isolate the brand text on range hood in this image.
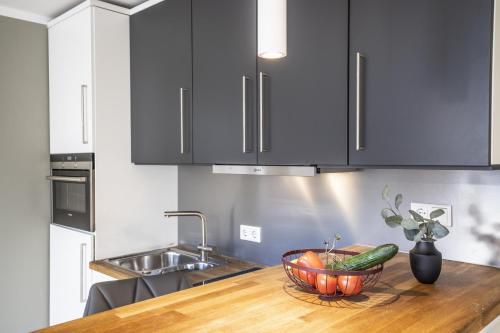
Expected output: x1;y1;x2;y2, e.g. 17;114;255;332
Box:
212;165;316;177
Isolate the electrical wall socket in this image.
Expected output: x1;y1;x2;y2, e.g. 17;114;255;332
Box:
240;225;261;243
410;202;452;227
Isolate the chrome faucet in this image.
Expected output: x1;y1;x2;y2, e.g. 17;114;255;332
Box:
164;211;212;262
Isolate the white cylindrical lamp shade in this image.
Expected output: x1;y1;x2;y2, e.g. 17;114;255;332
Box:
258;0;287;59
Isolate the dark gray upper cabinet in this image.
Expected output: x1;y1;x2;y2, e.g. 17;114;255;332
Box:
192;0;257;165
131;0;192;164
257;0;348;166
349;0;492;167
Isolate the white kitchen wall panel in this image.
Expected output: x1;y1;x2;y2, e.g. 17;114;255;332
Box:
92;5;179;259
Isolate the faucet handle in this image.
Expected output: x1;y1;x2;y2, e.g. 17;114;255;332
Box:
197;244;213;252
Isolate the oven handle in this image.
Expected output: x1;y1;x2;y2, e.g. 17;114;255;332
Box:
46;176;87;183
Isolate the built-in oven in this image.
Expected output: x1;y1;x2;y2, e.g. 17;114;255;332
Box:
47;153;94;232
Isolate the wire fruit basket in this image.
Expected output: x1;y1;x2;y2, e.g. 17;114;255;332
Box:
282;249;384;300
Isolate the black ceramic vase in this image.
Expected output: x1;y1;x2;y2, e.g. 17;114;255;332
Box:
409;241;442;284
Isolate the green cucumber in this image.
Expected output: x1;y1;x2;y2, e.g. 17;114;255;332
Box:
326;244;399;271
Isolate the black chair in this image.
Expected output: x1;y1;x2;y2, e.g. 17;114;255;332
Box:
84;271;192;316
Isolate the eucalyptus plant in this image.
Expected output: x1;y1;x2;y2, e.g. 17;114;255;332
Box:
381;186;449;242
323;233;342;265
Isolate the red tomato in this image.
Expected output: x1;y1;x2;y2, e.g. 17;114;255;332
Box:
291;259;301;279
300;251;325;270
291;258;314;286
316;274;337;295
291;251;324;287
337;275;363;296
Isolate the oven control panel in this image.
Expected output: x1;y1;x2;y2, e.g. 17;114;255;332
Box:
50;153;94;170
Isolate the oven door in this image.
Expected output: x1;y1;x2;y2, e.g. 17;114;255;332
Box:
48;169;93;232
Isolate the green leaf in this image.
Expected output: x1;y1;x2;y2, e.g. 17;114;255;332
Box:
381;208;393;219
409;210;425;222
401;218;419;230
418;222;428;238
395;194;403;210
430;209;445;220
382;185;390;201
404;228;423;242
385;215;403;228
429;221;449;239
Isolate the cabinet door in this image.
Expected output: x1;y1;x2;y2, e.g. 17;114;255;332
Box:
49;8;94;154
349;0;492;166
192;0;257;164
50;225;93;325
257;0;348;166
131;0;193;164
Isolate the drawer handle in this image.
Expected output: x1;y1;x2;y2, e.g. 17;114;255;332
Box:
356;52;366;151
259;72;270;153
180;88;189;154
81;85;89;145
80;243;87;303
242;76;252;153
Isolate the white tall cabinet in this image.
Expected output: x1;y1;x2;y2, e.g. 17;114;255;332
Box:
49;7;94;154
48;0;127;325
48;0;179;325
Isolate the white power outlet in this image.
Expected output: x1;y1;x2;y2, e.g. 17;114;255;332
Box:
240;225;261;243
410;202;452;227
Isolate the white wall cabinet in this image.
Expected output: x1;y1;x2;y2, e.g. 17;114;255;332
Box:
50;225;94;326
49;7;94;154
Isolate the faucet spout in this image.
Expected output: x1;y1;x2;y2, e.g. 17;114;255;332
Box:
164;211;211;262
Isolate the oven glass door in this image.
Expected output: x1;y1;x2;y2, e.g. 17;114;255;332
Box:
51;169;92;232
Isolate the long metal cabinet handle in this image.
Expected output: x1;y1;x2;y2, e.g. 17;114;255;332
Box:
356;53;366;151
259;72;270;153
180;88;188;154
81;85;89;144
80;243;87;303
46;176;87;183
242;76;251;153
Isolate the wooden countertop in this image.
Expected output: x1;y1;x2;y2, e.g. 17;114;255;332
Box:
89;246;262;285
37;245;500;333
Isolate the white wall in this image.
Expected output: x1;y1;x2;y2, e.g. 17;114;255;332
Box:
93;8;177;259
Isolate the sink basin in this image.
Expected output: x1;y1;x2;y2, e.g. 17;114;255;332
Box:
104;248;221;276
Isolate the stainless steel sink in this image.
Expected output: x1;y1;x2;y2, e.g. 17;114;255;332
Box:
104;248;222;276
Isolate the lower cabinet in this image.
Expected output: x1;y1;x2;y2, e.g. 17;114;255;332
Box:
50;225;94;325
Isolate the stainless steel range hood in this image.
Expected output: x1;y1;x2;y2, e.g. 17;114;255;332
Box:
212;165;317;177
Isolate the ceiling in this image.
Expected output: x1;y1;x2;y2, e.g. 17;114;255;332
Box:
0;0;148;21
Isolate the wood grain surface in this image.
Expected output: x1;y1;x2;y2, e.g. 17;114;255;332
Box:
37;245;500;333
